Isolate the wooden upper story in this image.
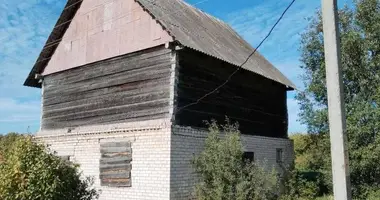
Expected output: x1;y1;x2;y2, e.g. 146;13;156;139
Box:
41;45;289;138
25;0;295;138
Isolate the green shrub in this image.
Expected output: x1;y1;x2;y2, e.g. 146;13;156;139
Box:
367;189;380;200
192;120;278;200
0;133;23;158
315;196;333;200
0;135;98;200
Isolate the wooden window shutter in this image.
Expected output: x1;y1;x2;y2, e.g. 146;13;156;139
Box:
99;141;132;187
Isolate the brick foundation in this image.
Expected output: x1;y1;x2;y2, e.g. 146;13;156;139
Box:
36;120;293;200
170;126;294;200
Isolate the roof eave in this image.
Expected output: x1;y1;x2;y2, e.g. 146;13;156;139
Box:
23;0;83;88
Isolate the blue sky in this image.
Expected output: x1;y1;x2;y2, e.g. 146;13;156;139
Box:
0;0;351;134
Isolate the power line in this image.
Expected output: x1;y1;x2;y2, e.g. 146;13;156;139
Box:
19;0;294;119
175;0;296;114
27;0;293;119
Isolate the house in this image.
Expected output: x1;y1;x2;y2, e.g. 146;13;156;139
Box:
24;0;296;199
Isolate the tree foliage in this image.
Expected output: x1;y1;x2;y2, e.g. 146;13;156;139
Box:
192;121;278;200
296;0;380;198
281;134;332;199
0;134;98;200
0;133;23;161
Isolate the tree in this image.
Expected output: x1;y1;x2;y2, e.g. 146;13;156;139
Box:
0;132;22;159
0;134;98;200
282;134;331;199
296;0;380;198
192;121;278;200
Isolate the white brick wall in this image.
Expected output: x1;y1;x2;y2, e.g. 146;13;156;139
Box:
37;119;172;200
36;120;294;200
170;126;294;200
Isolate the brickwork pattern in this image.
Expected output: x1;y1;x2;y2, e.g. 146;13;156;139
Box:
36;121;293;200
170;126;294;200
37;120;172;200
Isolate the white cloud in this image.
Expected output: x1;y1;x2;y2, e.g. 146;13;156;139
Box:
224;0;324;133
0;98;40;134
0;0;65;133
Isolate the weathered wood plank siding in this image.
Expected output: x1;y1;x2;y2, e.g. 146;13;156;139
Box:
42;46;173;130
175;49;288;138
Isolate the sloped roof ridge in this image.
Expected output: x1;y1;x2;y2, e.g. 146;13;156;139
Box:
24;0;295;89
136;0;296;89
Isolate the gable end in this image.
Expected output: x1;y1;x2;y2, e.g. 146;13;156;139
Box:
24;0;83;88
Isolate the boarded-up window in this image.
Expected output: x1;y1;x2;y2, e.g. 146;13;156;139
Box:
100;142;132;187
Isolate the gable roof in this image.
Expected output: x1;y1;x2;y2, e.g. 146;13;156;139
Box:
24;0;83;88
24;0;296;89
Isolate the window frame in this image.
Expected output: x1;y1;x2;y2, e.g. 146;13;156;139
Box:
276;148;283;164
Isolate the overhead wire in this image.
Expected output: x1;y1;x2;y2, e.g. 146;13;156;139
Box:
175;0;296;115
140;0;296;119
19;0;295;120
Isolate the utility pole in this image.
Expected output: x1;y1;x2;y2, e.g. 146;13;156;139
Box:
321;0;352;199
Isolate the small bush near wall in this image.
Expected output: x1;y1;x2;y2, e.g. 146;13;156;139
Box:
0;134;98;200
192;120;279;200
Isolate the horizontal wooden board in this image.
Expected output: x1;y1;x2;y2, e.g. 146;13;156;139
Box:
100;157;132;165
41;47;173;130
44;64;171;98
175;51;288;138
43;91;170;119
100;178;131;187
100;146;132;154
42;108;169;129
100;141;132;187
101;152;132;158
43;99;169;121
100;142;131;148
100;163;132;171
43;77;170;106
45;46;171;85
100;172;131;179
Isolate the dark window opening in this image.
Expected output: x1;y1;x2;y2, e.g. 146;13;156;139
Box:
243;152;254;162
59;155;71;161
276;148;283;163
